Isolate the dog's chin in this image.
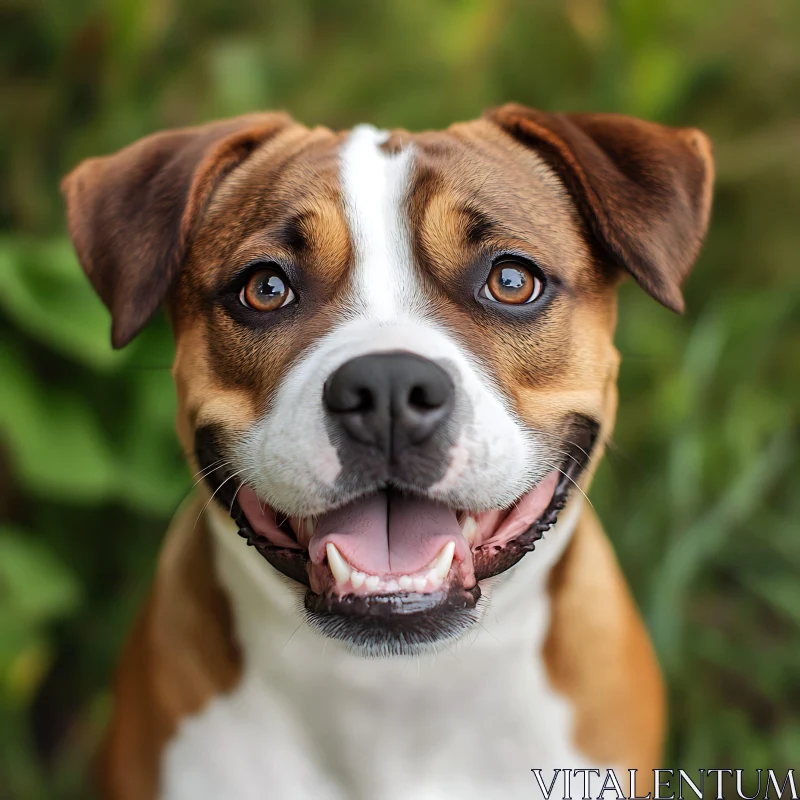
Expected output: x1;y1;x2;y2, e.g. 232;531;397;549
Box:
196;420;597;657
303;590;485;657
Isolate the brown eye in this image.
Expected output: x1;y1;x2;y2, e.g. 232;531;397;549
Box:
481;260;543;305
239;268;295;312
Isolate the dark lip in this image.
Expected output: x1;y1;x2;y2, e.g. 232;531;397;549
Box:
305;584;482;617
194;416;598;617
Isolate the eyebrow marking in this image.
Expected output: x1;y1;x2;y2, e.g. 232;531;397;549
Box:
460;205;499;245
278;211;312;255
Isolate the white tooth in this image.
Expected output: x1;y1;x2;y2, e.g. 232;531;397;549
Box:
431;541;456;581
398;575;413;590
365;575;380;590
385;579;400;592
426;570;443;589
461;516;477;544
350;571;366;589
413;576;428;592
326;543;351;585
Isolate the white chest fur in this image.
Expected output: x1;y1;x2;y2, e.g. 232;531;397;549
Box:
161;500;596;800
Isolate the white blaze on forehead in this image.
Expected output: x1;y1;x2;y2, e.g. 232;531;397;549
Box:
339;125;418;320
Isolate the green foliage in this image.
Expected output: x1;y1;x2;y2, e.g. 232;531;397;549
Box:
0;528;80;692
1;0;798;795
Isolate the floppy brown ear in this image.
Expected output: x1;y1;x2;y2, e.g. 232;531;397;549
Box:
61;113;292;347
485;104;714;312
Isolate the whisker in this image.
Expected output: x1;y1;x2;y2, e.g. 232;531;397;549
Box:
540;459;595;511
476;619;501;644
189;457;227;481
194;466;253;529
192;458;231;486
191;459;233;490
531;428;594;463
229;472;255;515
280;621;304;653
538;446;584;470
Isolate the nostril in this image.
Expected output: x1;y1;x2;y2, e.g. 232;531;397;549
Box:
354;387;374;413
408;384;440;411
331;386;374;414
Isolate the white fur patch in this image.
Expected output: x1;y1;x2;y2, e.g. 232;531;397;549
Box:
161;499;601;800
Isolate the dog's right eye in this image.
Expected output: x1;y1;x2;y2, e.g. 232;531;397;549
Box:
239;267;296;312
480;259;543;306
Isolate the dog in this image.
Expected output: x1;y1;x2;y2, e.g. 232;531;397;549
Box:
62;104;713;800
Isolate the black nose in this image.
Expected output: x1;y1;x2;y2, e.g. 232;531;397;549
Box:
324;352;454;455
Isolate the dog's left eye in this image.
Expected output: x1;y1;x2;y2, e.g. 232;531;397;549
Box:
480;260;543;305
239;267;296;312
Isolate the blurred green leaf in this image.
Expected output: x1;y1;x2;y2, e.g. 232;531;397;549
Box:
0;237;122;370
648;430;795;673
0;529;81;624
0;528;80;705
0;342;117;501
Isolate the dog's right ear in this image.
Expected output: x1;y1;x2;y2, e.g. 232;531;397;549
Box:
485;104;714;313
62;113;292;348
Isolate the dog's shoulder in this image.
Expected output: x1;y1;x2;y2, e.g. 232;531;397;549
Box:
99;494;241;800
544;506;665;787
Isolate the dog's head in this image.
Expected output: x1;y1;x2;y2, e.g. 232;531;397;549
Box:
63;106;712;655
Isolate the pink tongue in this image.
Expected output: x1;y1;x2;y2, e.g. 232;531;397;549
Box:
308;493;462;576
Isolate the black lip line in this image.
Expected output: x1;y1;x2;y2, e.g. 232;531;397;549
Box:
194;417;599;594
305;584;483;617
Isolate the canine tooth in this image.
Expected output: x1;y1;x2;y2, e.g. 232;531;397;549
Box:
365;575;380;590
350;571;366;589
304;518;316;537
426;570;443;589
461;516;477;543
431;541;456;581
398;575;413;590
326;543;351;584
413;576;428;592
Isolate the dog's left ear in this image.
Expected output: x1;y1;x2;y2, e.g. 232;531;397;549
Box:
62;113;292;347
485;104;714;312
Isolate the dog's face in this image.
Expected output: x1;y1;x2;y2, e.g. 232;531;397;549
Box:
63;106;712;654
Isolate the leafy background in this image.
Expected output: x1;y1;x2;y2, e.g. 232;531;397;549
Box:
1;0;798;796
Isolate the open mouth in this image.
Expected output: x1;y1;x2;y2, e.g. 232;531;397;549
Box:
196;417;597;653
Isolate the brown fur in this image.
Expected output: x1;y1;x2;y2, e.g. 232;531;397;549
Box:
544;507;665;796
100;495;241;800
60;105;714;799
